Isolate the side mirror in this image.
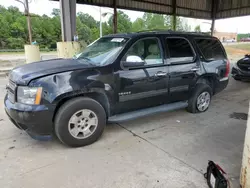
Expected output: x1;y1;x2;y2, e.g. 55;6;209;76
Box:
122;55;145;67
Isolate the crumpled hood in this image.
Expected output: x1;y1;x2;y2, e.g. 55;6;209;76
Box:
237;56;250;71
9;58;94;85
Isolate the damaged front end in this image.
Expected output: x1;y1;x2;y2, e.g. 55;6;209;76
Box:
232;54;250;81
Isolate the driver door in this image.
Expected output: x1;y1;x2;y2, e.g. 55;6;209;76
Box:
115;37;169;114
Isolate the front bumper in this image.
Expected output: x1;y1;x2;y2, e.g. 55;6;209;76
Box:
231;66;250;80
4;95;56;141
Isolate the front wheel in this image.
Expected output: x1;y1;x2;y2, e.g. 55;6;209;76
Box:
54;97;106;147
187;84;212;113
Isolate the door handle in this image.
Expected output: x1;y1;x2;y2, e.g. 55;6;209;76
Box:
155;71;167;77
190;66;200;72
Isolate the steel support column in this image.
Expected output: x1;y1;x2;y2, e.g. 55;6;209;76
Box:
211;19;215;36
172;0;177;31
241;103;250;188
59;0;76;41
113;0;117;33
211;0;216;36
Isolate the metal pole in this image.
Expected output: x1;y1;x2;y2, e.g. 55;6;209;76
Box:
241;103;250;188
100;7;102;37
70;0;76;40
113;0;117;34
25;0;32;44
173;16;176;31
59;0;76;42
172;0;177;31
211;0;216;36
211;19;215;36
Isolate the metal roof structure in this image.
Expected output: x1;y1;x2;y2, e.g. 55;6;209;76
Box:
76;0;250;20
54;0;250;41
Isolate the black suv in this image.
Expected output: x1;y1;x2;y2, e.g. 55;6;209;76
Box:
5;31;229;147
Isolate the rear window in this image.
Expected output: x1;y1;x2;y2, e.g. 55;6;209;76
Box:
195;38;226;60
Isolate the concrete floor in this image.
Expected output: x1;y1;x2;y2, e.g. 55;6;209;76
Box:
0;77;249;188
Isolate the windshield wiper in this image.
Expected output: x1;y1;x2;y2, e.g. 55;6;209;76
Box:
77;56;91;61
77;57;97;66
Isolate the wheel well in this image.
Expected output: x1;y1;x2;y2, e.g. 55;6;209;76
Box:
196;75;216;94
52;92;110;122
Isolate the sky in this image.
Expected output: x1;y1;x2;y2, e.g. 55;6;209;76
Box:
1;0;250;33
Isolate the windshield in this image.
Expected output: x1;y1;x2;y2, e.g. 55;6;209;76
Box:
75;37;129;66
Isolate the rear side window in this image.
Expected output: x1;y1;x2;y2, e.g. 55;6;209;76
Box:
195;38;226;60
166;38;195;64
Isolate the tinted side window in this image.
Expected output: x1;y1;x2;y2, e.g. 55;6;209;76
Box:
123;38;163;65
166;38;194;64
195;39;226;60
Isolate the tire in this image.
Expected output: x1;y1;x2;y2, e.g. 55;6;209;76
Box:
187;83;212;113
54;97;106;147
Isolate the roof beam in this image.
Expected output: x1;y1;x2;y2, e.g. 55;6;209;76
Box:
132;0;171;7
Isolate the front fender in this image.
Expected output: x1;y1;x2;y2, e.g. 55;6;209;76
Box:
29;70;115;107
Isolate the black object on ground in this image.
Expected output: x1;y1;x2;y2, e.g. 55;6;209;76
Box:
204;161;228;188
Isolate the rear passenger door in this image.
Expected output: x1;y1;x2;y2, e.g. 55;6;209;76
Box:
165;37;199;102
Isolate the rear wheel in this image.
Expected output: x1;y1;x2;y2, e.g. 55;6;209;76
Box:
55;97;106;147
187;84;212;113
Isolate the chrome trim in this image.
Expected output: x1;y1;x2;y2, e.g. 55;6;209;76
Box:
219;77;229;82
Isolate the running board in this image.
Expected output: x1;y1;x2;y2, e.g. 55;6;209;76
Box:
108;101;188;123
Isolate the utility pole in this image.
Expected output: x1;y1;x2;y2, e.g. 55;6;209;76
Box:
14;0;32;44
99;7;102;38
25;0;32;44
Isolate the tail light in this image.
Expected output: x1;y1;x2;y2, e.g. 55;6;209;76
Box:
225;59;230;77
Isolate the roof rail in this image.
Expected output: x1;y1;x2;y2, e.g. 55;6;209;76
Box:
165;30;210;35
173;31;210;35
136;29;171;33
136;29;210;35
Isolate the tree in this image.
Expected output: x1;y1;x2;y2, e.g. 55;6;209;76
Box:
0;8;11;48
77;12;97;29
171;16;191;31
132;18;145;32
194;25;201;32
0;6;192;50
102;22;112;36
108;11;132;33
76;17;92;44
14;0;33;44
51;8;60;17
143;13;171;30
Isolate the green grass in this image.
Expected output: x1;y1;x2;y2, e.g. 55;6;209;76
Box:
224;43;250;58
0;51;57;55
0;51;25;55
225;43;250;51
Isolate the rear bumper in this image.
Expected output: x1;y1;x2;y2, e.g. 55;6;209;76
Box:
231;66;250;80
214;77;229;94
4;95;56;141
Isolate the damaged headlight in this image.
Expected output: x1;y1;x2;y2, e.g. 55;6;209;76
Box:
17;87;43;105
